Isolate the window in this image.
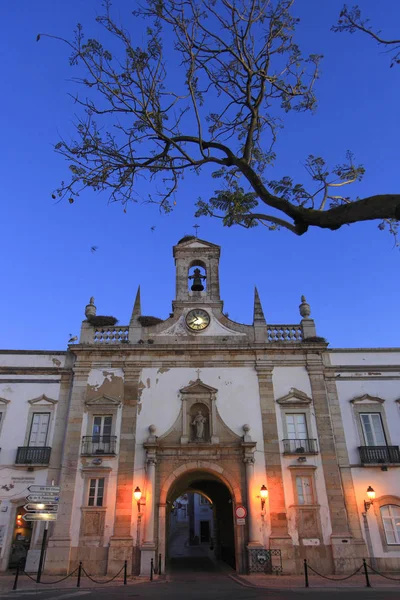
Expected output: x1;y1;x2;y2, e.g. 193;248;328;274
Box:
200;495;210;505
92;416;112;441
381;505;400;544
88;478;105;507
296;476;314;505
360;413;386;446
29;413;50;447
286;414;308;439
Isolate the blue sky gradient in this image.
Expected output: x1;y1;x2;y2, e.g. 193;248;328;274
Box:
1;1;399;350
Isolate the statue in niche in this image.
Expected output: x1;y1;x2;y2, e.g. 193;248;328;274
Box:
189;268;206;291
192;410;207;441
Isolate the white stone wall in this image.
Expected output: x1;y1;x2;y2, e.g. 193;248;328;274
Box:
0;352;65;571
273;367;333;546
332;350;400;561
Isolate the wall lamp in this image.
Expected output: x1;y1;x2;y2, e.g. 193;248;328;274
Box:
364;486;376;513
260;485;269;510
133;486;142;512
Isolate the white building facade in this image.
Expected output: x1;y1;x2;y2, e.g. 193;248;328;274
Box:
0;237;399;576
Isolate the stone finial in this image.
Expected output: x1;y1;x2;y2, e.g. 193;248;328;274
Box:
253;287;266;324
299;295;311;319
85;297;96;319
148;424;157;442
243;424;252;442
130;286;141;325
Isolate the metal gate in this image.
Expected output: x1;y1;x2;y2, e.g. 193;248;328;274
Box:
248;549;282;574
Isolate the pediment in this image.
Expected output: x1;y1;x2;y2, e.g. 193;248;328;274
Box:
180;380;218;396
276;388;312;406
176;237;220;250
28;394;57;406
85;394;121;407
350;394;385;405
0;397;10;405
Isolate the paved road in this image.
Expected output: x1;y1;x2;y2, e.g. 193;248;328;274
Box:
3;572;400;600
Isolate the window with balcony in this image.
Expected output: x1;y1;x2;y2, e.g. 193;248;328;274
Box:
82;415;116;455
16;410;52;465
351;396;400;465
282;413;317;454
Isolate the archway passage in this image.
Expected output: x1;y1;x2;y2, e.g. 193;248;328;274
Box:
166;472;236;574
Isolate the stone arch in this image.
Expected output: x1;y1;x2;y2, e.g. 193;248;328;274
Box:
159;461;243;505
158;462;244;573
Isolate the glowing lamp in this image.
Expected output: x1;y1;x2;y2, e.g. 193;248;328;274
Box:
260;485;268;510
364;486;376;513
133;486;142;512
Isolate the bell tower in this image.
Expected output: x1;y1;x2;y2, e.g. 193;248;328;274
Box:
172;236;222;309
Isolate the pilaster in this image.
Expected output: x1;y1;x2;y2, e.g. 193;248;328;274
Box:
46;361;91;574
255;363;290;542
107;366;141;575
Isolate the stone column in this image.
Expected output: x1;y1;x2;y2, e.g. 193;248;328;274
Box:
307;358;367;572
255;363;293;568
140;447;157;575
244;457;261;545
107;367;141;575
46;361;91;574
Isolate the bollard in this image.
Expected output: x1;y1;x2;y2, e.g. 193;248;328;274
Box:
158;553;162;576
363;558;371;588
77;562;82;588
124;560;127;585
304;559;309;588
150;558;154;581
13;565;20;591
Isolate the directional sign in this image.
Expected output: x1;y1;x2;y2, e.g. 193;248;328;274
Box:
28;485;60;494
23;513;57;522
24;504;59;513
26;494;60;503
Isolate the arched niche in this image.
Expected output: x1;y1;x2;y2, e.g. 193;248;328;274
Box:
180;379;218;444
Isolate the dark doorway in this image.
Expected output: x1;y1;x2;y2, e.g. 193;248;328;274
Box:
166;473;236;574
8;506;33;569
200;520;210;543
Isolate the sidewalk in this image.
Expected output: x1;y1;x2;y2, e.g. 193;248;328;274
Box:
233;572;400;590
0;571;162;593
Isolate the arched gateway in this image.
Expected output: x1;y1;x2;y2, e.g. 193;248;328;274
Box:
160;466;242;573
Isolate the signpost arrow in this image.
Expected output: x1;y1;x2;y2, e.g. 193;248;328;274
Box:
26;494;60;503
28;485;60;493
22;513;57;522
24;503;59;513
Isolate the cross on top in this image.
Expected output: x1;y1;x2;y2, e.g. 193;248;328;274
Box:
196;368;201;380
193;224;200;238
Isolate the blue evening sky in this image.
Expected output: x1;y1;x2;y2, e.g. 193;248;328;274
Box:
1;1;399;350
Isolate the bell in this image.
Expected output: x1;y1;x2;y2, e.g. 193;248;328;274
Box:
190;268;205;291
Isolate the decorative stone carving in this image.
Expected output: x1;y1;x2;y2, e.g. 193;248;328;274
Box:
299;295;311;318
350;394;385;404
276;388;312;406
191;409;208;442
28;394;58;405
85;297;97;319
85;394;121;407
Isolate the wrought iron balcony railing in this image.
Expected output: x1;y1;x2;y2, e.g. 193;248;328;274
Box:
15;446;51;465
81;435;117;456
359;446;400;465
282;439;318;454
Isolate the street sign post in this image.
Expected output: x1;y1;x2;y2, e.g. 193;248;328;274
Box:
24;504;59;513
22;513;57;522
28;485;60;494
26;494;60;502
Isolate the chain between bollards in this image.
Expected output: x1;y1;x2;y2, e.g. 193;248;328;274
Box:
13;564;20;591
150;558;154;581
304;559;309;588
363;558;371;588
158;553;162;576
77;561;82;588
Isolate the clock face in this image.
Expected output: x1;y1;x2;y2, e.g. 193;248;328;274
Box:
186;309;210;332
